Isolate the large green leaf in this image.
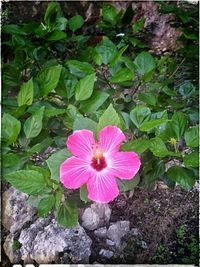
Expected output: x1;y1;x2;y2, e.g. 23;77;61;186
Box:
56;201;78;228
5;170;50;195
17;78;33;106
63;104;83;130
149;137;174;157
139;118;168;132
167;166;196;190
68;15;84;32
47;31;67;41
23;106;45;139
138;92;156;106
2;113;21;145
46;148;71;181
36;65;62;96
130;105;151;128
102;4;119;25
110;68;134;83
38;196;55;217
2;24;27;35
67;60;95;78
117;174;140;192
75;73;96;101
183;151;199;168
170;112;188;141
97;104;121;133
80;90;109;113
134;52;155;75
2;153;22;175
184;125;199;148
121;139;149;154
109;45;128;68
95;37;117;64
73;117;97;135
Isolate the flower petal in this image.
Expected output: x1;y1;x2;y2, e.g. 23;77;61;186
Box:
109;152;141;179
67;130;95;160
60;157;93;189
87;171;119;203
99;126;126;155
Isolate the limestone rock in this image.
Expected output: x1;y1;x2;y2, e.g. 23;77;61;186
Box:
81;203;111;230
2;187;36;233
3;234;21;263
19;218;92;264
99;249;114;259
94;227;107;238
106;221;130;248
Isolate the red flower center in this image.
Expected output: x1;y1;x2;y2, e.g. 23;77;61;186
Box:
91;156;107;171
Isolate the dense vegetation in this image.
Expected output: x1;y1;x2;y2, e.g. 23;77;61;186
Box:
2;1;199;227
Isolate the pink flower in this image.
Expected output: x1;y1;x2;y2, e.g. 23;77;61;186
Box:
60;126;141;203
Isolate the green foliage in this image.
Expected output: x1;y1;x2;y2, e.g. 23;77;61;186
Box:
2;1;198;229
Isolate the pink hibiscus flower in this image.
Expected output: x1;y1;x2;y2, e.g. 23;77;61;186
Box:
60;125;141;203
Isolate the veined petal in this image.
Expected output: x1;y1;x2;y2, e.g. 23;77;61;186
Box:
60;157;93;189
99;126;126;155
87;171;119;203
109;152;141;179
67;129;95;160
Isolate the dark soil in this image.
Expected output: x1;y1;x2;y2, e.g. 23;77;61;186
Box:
89;184;199;265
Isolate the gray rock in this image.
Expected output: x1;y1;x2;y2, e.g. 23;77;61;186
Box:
94;227;107;238
99;249;114;258
106;239;115;246
82;203;111;230
19;218;92;264
3;234;21;263
107;221;130;248
2;187;36;233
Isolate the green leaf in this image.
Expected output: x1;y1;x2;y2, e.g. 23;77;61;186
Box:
80;184;89;203
95;37;117;64
75;73;96;101
138;92;156;106
44;2;61;27
24;106;45;139
46;148;71;181
57;201;78;228
183;152;199;168
2;153;22;175
121;139;149;154
170;112;187;141
44;108;66;118
2;113;21;145
2;24;27;35
132;19;145;32
102;4;118;25
179;81;196;97
149;137;173;157
184;125;199;148
80;90;109;113
67;60;95;78
17;78;33;106
110;68;134;83
167;166;195;191
130;105;151;128
5;170;50;195
27;138;52;155
73;117;97;135
63;104;83;130
97;104;121;133
139;118;168;132
38;196;55;217
36;65;62;96
109;45;128;68
47;30;67;41
134;52;155;75
117;174;140;192
68;15;84;32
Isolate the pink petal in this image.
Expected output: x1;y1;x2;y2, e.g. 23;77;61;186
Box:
109;152;141;179
60;157;93;189
99;126;126;155
67;130;95;160
87;171;119;203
